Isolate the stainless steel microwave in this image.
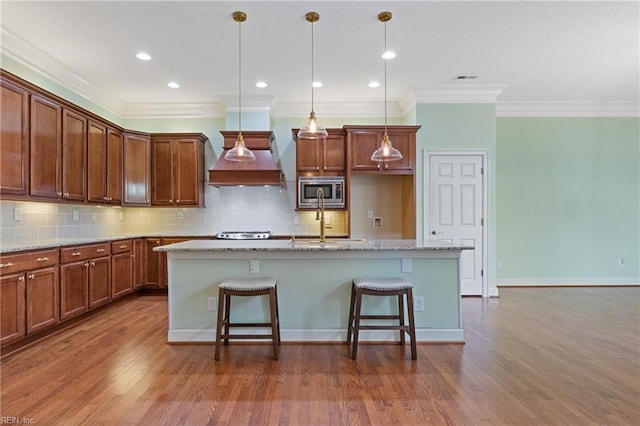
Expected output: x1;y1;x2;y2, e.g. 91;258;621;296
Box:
298;177;345;209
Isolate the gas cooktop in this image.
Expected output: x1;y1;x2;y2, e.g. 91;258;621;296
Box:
215;231;271;240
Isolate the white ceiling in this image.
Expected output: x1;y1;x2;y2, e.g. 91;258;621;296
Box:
1;0;638;118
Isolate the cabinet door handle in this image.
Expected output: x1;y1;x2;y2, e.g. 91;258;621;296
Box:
72;252;82;256
64;192;69;197
56;192;62;197
119;245;127;249
384;163;389;169
28;274;34;280
37;257;49;262
316;166;320;171
18;276;24;282
0;262;14;268
96;249;105;253
90;261;95;266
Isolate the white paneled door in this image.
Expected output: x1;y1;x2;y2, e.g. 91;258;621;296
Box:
427;153;485;295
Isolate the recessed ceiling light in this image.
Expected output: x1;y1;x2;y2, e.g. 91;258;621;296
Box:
256;81;268;88
368;81;380;88
382;50;396;60
167;81;180;89
136;52;151;61
312;81;323;88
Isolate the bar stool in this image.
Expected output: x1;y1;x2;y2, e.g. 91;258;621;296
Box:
346;278;417;360
214;278;280;361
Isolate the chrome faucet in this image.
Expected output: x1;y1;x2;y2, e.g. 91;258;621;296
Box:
316;187;326;242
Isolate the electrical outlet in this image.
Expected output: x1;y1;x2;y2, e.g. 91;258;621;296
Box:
367;210;374;219
73;209;79;221
497;261;503;269
294;215;300;225
177;211;184;220
619;258;625;268
119;211;124;221
207;297;217;311
92;212;97;221
249;259;259;274
401;258;412;273
414;296;425;312
13;207;23;222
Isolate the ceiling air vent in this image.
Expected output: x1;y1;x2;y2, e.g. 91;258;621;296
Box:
454;75;478;80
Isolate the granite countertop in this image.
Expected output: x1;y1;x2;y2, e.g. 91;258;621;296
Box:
154;239;474;252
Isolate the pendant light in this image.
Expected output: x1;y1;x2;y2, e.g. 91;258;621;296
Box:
298;12;328;139
225;11;255;161
371;11;403;162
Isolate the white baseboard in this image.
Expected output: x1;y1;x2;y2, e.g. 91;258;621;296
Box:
497;278;639;287
167;328;464;344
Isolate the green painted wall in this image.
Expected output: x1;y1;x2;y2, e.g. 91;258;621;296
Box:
496;118;640;282
415;103;497;293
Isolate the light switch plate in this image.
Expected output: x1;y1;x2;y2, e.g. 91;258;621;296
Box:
249;260;259;274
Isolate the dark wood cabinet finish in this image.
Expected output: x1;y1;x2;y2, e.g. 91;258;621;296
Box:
0;78;29;196
296;129;345;174
61;108;87;201
29;94;62;198
133;238;144;289
151;135;206;207
0;273;26;345
111;240;133;299
88;256;111;309
60;243;111;320
144;238;163;287
345;125;420;175
123;132;151;206
26;266;59;334
0;249;60;338
88;121;122;204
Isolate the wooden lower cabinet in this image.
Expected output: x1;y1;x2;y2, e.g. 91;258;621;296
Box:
144;238;163;288
26;266;60;334
88;256;111;309
111;240;133;299
133;239;144;289
60;260;89;320
0;273;26;345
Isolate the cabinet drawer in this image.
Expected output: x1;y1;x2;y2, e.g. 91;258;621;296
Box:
112;239;133;254
61;243;111;263
0;249;59;274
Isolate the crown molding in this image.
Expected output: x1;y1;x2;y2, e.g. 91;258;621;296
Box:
0;26;124;117
412;84;507;104
122;102;225;119
496;102;640;118
218;95;277;112
271;101;402;118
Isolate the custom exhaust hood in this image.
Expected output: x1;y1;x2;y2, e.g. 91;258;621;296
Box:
208;130;284;187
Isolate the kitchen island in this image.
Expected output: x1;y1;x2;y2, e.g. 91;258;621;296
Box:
155;239;472;343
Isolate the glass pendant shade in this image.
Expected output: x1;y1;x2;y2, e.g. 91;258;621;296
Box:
224;11;255;161
371;132;403;162
225;132;256;161
298;111;328;139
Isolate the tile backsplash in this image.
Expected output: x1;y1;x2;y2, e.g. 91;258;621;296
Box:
0;181;347;246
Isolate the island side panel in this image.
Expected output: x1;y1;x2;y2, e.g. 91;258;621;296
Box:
166;251;462;343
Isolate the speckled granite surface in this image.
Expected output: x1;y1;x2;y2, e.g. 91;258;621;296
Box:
154;239;473;252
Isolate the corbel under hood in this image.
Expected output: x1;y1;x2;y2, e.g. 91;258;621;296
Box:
208;130;284;187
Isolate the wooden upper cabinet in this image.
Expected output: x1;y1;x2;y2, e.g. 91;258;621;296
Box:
295;128;345;174
151;134;206;207
346;125;420;175
0;78;29;196
30;94;62;198
123;132;151;206
61;108;87;201
88;121;122;204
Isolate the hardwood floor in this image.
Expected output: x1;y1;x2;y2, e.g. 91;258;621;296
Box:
1;287;638;425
